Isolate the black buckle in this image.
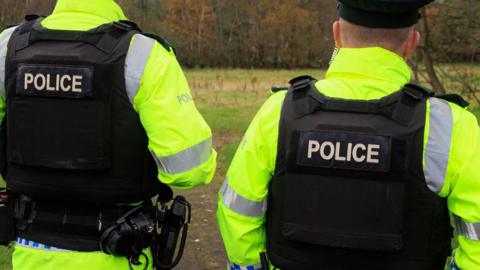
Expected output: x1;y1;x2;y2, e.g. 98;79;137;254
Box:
113;21;134;31
113;21;140;32
289;75;316;92
403;83;434;100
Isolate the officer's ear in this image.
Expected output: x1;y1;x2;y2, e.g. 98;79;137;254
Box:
403;30;420;60
333;21;343;48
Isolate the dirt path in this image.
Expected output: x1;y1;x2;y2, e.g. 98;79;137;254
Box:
175;132;242;270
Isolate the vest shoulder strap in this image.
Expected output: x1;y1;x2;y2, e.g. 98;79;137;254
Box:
287;77;432;126
13;17;138;54
141;32;176;54
271;85;289;93
435;93;470;108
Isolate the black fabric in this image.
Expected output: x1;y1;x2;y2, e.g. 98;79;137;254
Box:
338;0;434;28
435;94;470;108
4;18;169;205
13;195;142;251
142;32;176;55
266;76;452;270
339;0;434;14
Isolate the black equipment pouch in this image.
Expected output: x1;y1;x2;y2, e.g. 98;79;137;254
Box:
0;188;15;245
279;77;431;252
153;196;191;270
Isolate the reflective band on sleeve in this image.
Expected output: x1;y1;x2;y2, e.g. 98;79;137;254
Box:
227;261;263;270
454;215;480;241
152;137;212;174
0;26;18;98
220;178;267;218
124;34;155;104
424;98;453;193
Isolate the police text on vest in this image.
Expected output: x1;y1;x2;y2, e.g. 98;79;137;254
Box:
307;140;380;164
297;131;391;172
24;73;83;93
17;65;94;98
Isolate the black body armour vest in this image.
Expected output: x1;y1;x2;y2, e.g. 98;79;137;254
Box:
4;19;168;205
267;76;452;270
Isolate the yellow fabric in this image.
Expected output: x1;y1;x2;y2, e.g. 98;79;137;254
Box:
1;0;216;269
13;245;152;270
440;102;480;269
41;0;127;31
217;47;480;269
132;37;216;188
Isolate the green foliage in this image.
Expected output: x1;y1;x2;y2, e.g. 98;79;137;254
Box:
199;106;254;133
218;142;240;171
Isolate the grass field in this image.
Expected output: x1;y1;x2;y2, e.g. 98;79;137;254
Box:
0;68;479;270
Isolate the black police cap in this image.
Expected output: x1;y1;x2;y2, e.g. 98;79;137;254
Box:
339;0;434;28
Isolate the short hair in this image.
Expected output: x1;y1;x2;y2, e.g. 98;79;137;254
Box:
340;19;414;52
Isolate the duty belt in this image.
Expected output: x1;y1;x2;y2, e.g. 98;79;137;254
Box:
13;195;141;251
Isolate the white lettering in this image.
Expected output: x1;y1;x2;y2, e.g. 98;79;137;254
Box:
304;139;382;165
346;143;352;161
367;144;380;164
56;74;60;91
46;74;55;91
60;75;71;92
320;141;335;160
72;75;82;93
352;144;366;163
24;73;34;89
307;140;320;159
33;74;46;91
334;142;346;161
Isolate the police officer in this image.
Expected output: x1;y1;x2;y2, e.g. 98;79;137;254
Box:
0;0;217;269
217;1;480;269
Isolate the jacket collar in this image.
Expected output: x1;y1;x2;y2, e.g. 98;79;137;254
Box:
326;47;412;95
42;0;127;30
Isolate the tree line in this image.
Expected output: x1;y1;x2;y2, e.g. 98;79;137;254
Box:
0;0;478;69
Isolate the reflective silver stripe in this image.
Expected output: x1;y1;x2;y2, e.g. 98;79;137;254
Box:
424;98;453;193
152;137;212;174
0;26;18;99
227;261;263;270
220;178;267;218
454;215;480;241
124;34;155;103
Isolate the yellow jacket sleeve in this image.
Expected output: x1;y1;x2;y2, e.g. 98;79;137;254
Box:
0;27;16;122
425;99;480;270
217;91;286;269
130;35;216;189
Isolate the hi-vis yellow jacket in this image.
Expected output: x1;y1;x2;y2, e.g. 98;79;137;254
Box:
217;47;480;270
0;0;216;269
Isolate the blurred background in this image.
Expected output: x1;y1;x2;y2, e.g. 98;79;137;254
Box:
0;0;479;269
